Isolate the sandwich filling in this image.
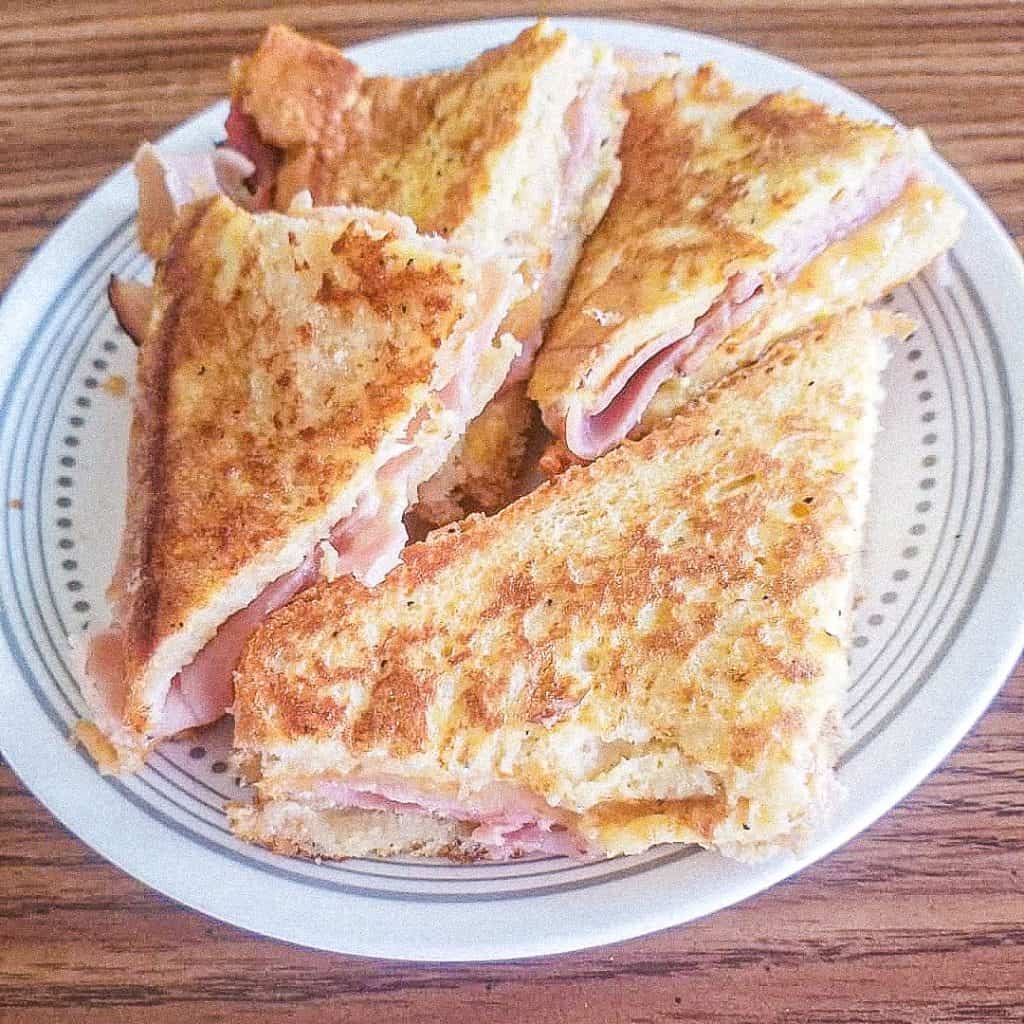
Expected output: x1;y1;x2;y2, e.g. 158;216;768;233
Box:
494;63;621;394
540;58;623;323
561;155;915;458
223;103;279;209
134;143;262;257
300;777;589;859
85;252;517;749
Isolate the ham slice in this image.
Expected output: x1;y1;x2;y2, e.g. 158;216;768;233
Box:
134;142;257;255
134;103;283;257
541;61;620;323
157;477;412;739
224;101;280;210
772;155;915;281
107;278;153;347
157;553;322;736
314;778;591;859
566;273;766;459
87;485;401;745
329;485;409;588
560;157;917;459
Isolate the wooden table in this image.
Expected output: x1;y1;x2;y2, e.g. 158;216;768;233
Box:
2;3;1022;1020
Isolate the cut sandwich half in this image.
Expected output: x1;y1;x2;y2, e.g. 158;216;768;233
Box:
530;65;963;466
79;195;519;772
229;307;903;863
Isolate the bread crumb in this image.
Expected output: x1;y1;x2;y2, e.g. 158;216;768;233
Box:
8;498;22;510
102;375;128;397
72;721;119;773
318;540;341;582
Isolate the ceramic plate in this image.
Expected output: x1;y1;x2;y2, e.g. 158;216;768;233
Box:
2;17;1022;961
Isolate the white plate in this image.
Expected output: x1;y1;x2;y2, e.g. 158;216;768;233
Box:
1;17;1023;962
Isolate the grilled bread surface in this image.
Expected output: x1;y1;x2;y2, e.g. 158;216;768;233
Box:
634;180;961;437
231;22;622;255
110;196;516;741
232;307;896;862
529;65;949;425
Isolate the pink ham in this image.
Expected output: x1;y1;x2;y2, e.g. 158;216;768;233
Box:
84;555;322;739
127;481;409;740
134;105;280;254
565;273;765;459
107;278;153;347
560;157;918;459
224;101;280;211
134;483;404;742
472;821;583;859
329;487;409;588
134;142;257;255
83;478;409;744
314;778;591;860
772;155;914;281
541;63;619;323
157;553;323;736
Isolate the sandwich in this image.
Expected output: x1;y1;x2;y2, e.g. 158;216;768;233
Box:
229;306;902;863
530;65;964;468
137;21;627;523
78;195;520;772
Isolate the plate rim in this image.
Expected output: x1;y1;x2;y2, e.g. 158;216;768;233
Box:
1;15;1023;962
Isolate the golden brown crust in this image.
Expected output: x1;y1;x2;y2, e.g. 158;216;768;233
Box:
529;65;918;419
234;308;896;859
233;22;616;244
229;25;366;153
228;800;489;862
112;196;513;735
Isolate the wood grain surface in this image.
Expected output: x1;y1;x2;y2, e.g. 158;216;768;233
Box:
1;2;1022;1021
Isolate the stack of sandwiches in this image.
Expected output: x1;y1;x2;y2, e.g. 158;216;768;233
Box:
80;21;963;865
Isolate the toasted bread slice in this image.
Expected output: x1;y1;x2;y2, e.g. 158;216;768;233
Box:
530;65;963;463
230;307;898;862
81;196;519;770
228;21;627;521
